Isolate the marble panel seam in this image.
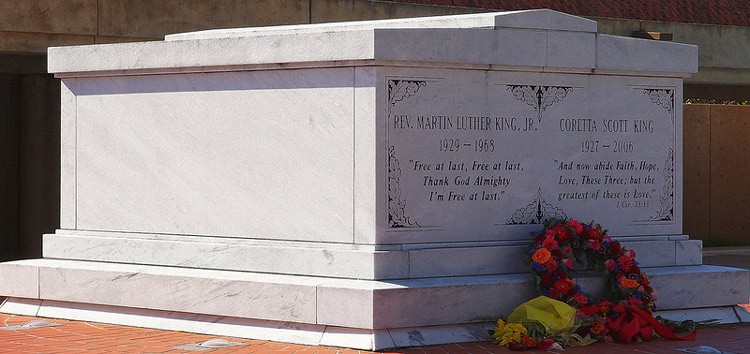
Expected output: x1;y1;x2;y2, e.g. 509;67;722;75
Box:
352;68;357;245
51;61;695;80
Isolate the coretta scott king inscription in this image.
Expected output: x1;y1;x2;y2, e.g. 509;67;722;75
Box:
385;70;678;240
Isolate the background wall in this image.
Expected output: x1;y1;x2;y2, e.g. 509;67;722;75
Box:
684;105;750;246
0;54;59;260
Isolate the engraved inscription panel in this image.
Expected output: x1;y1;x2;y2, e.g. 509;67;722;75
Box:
384;70;679;240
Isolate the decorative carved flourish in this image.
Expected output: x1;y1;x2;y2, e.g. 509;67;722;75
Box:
386;79;426;228
389;80;427;107
386;79;427;229
388;146;420;228
651;148;675;221
643;88;674;116
637;87;675;222
506;85;574;122
506;188;567;225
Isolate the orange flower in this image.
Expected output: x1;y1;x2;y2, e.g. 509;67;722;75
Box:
532;248;552;264
522;336;536;347
619;278;639;288
590;320;606;335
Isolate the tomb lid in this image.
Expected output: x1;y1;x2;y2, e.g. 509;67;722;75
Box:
165;9;597;41
47;9;697;77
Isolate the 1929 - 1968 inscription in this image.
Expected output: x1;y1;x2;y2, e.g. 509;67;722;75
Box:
385;75;677;238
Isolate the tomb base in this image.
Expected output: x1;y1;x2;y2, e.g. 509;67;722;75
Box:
40;229;705;280
0;258;746;350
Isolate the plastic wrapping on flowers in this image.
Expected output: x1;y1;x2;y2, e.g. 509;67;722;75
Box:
493;296;591;350
507;296;575;335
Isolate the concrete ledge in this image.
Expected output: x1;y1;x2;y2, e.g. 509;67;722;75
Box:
0;298;495;350
0;259;750;349
42;231;703;280
596;34;698;74
0;261;39;298
43;232;411;280
655;307;745;325
647;265;750;310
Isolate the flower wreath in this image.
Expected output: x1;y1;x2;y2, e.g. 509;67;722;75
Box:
493;218;696;350
529;218;654;311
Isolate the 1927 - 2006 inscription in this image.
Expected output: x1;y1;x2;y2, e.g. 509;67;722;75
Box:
385;75;677;239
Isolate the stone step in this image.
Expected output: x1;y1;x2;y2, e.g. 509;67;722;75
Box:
43;230;702;280
0;259;746;350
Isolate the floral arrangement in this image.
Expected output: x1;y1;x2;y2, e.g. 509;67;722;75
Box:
529;218;654;312
494;319;559;351
493;218;695;350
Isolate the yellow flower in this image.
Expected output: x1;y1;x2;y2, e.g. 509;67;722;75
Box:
494;319;531;347
499;323;528;346
493;319;506;343
497;319;506;328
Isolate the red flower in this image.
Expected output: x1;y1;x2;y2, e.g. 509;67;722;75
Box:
610;241;622;254
540;272;555;286
588;239;601;251
554;279;573;294
605;259;616;271
546;259;558;271
536;338;556;350
563;246;573;254
618;255;634;271
544;229;556;239
553;224;570;240
627;297;644;308
588;228;602;240
574;293;589;305
567;219;584;234
542;237;559;250
548;287;560;299
598;302;612;315
563;258;574;270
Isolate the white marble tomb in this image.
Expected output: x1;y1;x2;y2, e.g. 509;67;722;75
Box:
0;9;747;350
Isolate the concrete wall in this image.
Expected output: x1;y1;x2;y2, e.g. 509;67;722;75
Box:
684;104;750;246
0;0;469;52
594;18;750;88
0;0;310;51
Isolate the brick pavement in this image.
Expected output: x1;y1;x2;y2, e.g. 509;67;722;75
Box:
1;312;749;354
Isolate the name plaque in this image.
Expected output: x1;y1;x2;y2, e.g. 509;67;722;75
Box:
384;71;679;239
